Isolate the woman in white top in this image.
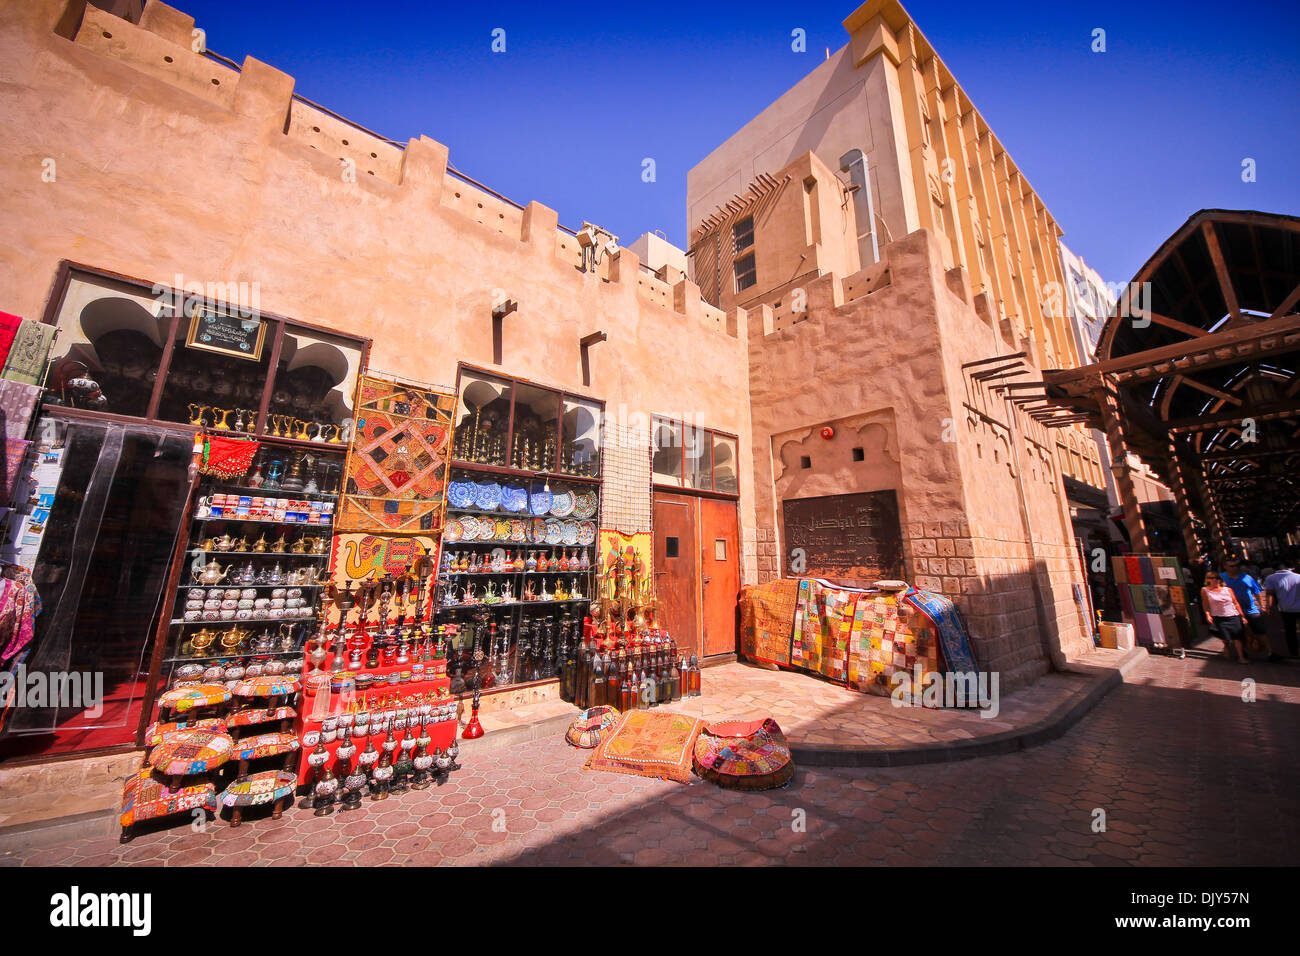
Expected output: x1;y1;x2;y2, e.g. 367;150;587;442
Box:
1202;571;1249;663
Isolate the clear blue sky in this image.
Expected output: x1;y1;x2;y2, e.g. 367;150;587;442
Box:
177;0;1299;286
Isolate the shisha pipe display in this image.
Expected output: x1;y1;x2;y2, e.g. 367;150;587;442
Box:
596;542;658;651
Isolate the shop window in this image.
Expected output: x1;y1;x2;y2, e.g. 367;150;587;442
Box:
665;536;679;558
714;538;727;561
561;395;602;477
156;303;273;432
685;424;712;490
452;366;602;478
46;273;171;419
452;370;512;466
735;253;757;292
653;417;739;495
510;382;561;472
266;326;363;439
852;446;865;462
712;433;738;493
733;216;755;254
652;419;683;486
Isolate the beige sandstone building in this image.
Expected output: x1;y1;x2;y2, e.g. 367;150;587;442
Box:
0;0;1104;766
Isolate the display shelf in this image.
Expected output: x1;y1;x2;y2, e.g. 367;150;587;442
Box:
178;582;325;592
187;549;330;559
192;516;334;527
163;651;303;665
208;483;338;501
170;614;317;626
448;459;600;484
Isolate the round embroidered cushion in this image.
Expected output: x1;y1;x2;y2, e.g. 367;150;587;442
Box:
693;717;794;791
564;705;621;749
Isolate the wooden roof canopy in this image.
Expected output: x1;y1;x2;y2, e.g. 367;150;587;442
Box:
1044;209;1300;537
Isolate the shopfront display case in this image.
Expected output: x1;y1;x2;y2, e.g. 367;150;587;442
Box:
25;265;371;756
437;365;604;698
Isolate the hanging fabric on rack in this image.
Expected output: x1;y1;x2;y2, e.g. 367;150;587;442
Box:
1;320;56;386
199;435;260;479
0;565;42;665
0;380;42;443
0;312;23;370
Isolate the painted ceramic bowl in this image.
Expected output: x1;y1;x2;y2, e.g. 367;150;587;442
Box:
529;489;552;516
549;491;574;517
443;518;462;542
501;484;529;512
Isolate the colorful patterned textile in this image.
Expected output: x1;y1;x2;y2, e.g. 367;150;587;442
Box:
739;579;799;667
0;380;41;443
1;439;29;506
565;705;620;749
228;705;296;729
904;589;979;676
693;716;794;791
597;529;654;605
232;731;300;761
847;590;940;699
790;579;858;681
144;717;227;749
121;769;217;827
157;683;231;712
148;729;234;775
1;320;55;385
231;674;301;698
219;769;297;807
585;709;705;783
0;312;22;369
198;435;260;480
337;375;456;533
0;567;41;665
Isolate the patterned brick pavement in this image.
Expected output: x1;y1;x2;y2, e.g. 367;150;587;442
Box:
2;651;1296;866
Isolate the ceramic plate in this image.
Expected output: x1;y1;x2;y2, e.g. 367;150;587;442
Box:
494;518;513;541
561;520;579;546
447;481;474;509
529;518;548;544
529;489;553;516
501;484;529;513
572;491;598;519
474;482;502;511
544;518;563;545
509;519;527;542
458;515;478;539
577;520;597;546
549;490;574;517
444;518;462;543
477;518;498;541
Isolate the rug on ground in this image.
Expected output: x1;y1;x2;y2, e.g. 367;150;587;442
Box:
584;709;705;783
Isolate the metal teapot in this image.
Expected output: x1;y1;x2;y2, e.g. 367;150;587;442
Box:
193;560;231;586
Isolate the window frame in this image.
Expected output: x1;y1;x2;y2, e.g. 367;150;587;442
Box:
453;362;605;483
650;415;740;499
39;261;372;443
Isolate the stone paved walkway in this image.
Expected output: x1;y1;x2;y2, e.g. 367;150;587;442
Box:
2;648;1295;866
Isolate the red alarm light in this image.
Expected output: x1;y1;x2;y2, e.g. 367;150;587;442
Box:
820;426;835;440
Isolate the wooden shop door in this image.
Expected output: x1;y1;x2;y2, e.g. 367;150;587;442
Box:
653;492;700;657
699;497;739;658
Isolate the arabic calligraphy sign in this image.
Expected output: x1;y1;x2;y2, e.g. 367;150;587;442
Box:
781;490;903;583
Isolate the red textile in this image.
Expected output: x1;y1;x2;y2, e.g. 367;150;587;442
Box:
199;436;260;479
0;312;22;368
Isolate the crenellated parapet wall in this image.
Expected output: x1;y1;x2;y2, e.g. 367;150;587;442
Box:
54;2;736;340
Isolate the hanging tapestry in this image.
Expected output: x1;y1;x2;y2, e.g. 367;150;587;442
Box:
0;320;55;385
0;380;41;443
336;375;456;533
326;532;439;628
738;578;800;667
596;528;654;607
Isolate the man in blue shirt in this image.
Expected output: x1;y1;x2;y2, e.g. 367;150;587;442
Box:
1223;559;1265;653
1263;557;1300;660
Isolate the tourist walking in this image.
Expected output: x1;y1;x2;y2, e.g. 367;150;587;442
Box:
1201;571;1249;663
1263;558;1300;661
1222;559;1267;655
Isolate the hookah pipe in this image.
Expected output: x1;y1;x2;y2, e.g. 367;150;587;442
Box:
462;607;487;739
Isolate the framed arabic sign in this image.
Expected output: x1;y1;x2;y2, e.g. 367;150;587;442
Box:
781;490;903;584
185;309;268;362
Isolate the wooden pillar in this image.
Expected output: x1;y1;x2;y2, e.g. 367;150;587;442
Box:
1098;384;1150;553
1168;441;1206;564
1193;464;1233;564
